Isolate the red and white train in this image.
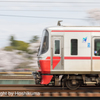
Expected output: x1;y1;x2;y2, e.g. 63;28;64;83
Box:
33;24;100;90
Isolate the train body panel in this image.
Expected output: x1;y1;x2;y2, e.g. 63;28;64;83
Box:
47;26;100;73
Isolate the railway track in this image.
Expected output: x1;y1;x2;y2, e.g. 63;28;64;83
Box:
0;85;100;97
0;74;100;97
0;75;33;79
0;72;32;75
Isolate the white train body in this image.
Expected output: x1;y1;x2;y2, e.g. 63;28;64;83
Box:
33;26;100;90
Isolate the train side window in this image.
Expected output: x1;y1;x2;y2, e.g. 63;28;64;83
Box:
71;39;78;55
94;39;100;56
55;40;60;54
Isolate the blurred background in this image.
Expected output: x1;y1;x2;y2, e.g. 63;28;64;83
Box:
0;0;100;72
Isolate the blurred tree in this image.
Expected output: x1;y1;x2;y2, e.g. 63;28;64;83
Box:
5;35;29;52
4;46;14;51
9;35;16;46
13;40;29;51
30;36;39;43
88;9;100;25
10;35;14;41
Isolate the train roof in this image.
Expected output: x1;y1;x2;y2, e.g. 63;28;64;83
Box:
47;26;100;31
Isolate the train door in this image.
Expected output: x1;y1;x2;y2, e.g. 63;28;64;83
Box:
51;36;64;72
92;37;100;71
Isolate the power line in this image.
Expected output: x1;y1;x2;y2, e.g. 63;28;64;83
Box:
0;1;100;4
0;10;86;12
0;6;100;7
0;14;88;20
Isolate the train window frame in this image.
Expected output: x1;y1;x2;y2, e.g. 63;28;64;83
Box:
94;39;100;56
54;39;61;55
71;39;78;55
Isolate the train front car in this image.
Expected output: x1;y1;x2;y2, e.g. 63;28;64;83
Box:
32;29;53;85
33;26;100;90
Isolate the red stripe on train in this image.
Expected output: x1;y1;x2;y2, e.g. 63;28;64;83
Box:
46;57;91;60
51;30;100;32
92;57;100;59
65;57;100;60
46;56;100;60
64;57;91;59
46;57;61;59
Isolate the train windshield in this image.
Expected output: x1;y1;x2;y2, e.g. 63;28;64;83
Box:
38;29;49;55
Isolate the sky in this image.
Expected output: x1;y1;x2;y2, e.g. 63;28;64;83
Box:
0;0;100;48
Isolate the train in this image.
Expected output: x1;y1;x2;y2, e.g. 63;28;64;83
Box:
32;22;100;90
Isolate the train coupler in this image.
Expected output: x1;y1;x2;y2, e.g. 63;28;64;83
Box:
32;71;41;84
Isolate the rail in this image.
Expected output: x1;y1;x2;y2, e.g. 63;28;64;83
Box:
0;72;32;75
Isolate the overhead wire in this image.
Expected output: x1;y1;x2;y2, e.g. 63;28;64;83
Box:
0;5;100;7
0;10;87;12
0;14;88;20
0;1;100;4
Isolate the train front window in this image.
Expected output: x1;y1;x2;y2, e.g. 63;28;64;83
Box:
39;30;49;55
